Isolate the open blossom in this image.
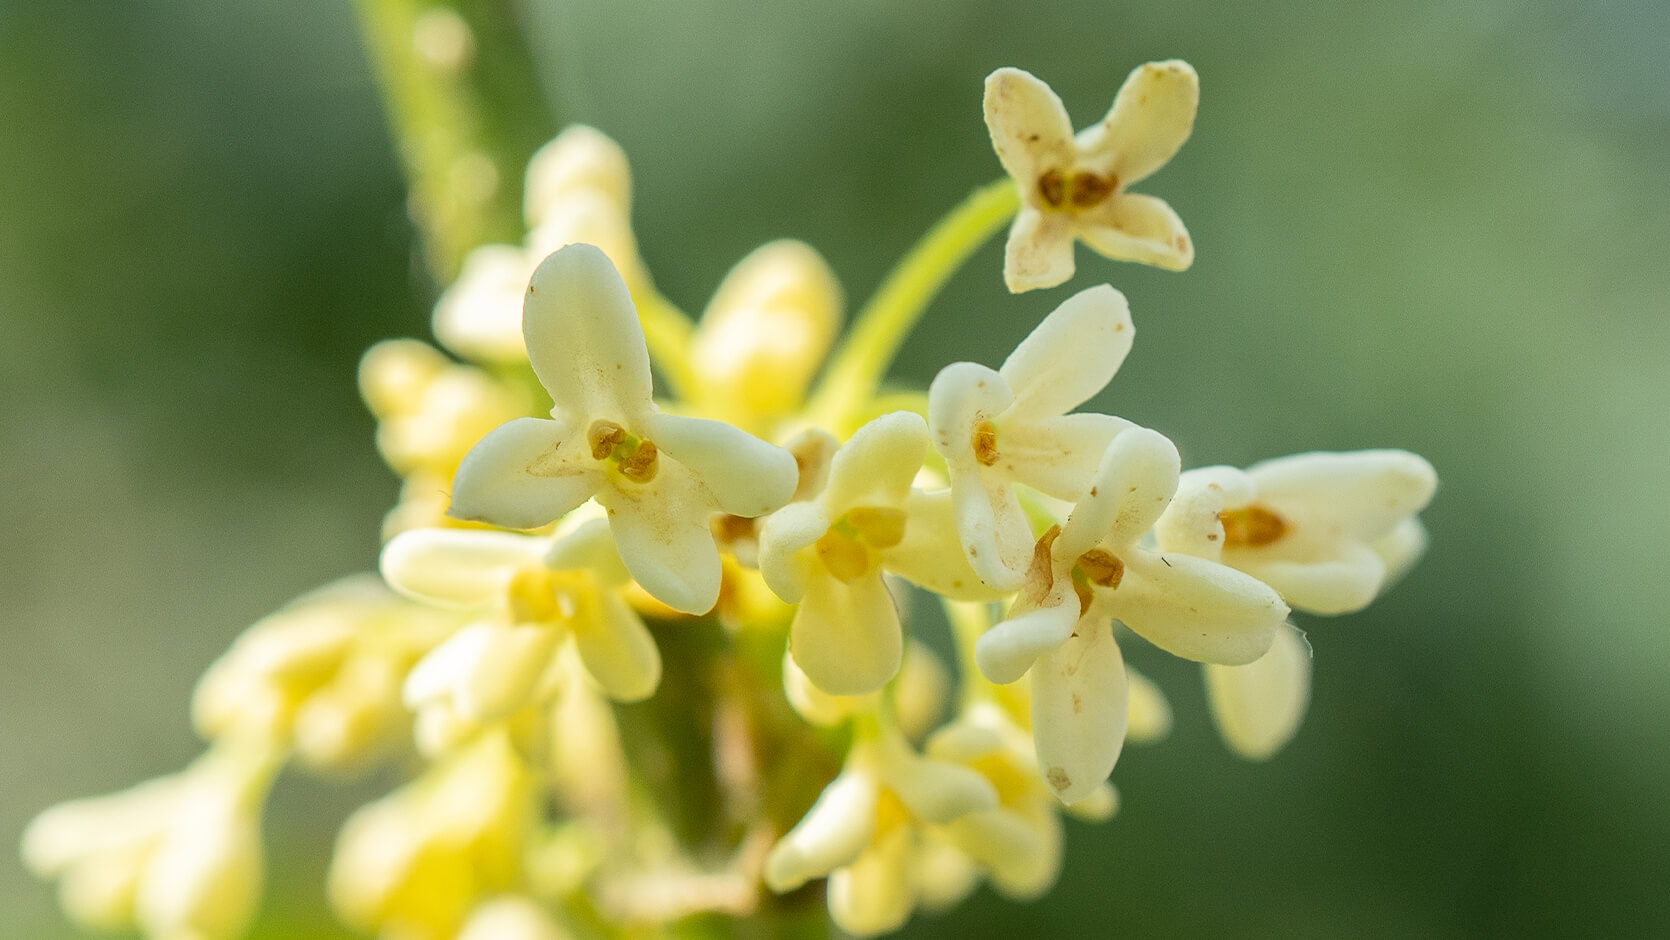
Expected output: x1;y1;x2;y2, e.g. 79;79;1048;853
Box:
975;427;1289;802
763;729;998;936
446;243;798;614
928;284;1135;591
985;61;1198;291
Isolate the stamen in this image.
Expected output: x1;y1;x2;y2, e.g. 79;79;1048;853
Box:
1037;169;1066;207
587;420;626;460
616;440;658;483
1069;171;1117;207
1219;505;1288;548
972;420;1000;466
1076;549;1124;589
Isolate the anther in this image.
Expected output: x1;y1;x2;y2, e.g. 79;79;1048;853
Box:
587;420;626;460
972;420;1000;466
1219;506;1288;548
1037;169;1066;207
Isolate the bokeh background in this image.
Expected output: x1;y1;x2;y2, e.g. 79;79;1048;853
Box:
4;0;1668;937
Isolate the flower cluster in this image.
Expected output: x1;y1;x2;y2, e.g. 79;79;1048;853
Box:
25;60;1436;940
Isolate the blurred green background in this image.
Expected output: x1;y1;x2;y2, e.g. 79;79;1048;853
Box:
3;0;1668;937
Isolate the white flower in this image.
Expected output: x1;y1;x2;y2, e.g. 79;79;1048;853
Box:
928;284;1134;591
1203;622;1313;761
382;513;661;717
985;61;1199;292
759;411;995;695
446;244;799;614
974;427;1289;803
763;730;997;937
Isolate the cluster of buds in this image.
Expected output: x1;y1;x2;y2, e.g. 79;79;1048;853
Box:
24;60;1435;940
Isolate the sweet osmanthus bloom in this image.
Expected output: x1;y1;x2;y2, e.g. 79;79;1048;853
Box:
760;411;998;695
382;512;661;726
928;284;1135;592
447;244;799;615
1153;450;1437;758
763;729;999;937
975;427;1290;803
985;61;1198;292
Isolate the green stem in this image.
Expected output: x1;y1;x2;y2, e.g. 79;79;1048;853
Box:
354;0;558;281
805;178;1018;431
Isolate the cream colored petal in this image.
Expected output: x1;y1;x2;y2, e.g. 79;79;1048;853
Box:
571;589;661;702
828;825;915;938
999;284;1135;419
644;412;799;518
598;460;723;614
525;193;644;293
1371;517;1429;586
403;622;492;709
756;501;830;603
524;124;632;223
1204;622;1312;761
894;642;951;742
1248;449;1438;541
881;489;1004;602
1153;465;1255;559
1064;782;1120;822
380;528;547;607
1056;426;1180;559
952;471;1034;593
458;623;562;720
763;771;878;892
1000;412;1130;502
789;571;903;696
876;740;998;824
543;516;631;585
975;589;1078;685
983;67;1075;192
136;789;262;940
522;243;654;423
1237;538;1387;616
448;416;602;530
913;829;981;913
1002;207;1075;293
1075;192;1194;271
1125;665;1173;744
782;649;864;727
927;361;1013;462
821;411;929;514
1030;618;1127;805
1077;59;1199;186
433;244;532;363
924;719;1005;766
22;777;182;877
1113;551;1287;665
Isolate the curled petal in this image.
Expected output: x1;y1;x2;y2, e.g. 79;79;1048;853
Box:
1114;551;1287;665
1030;619;1128;805
983;67;1075;192
975;590;1079;685
763;772;878;892
523;243;654;424
1204;622;1312;760
789;572;903;697
1236;538;1388;616
821;411;928;515
999;284;1134;420
1247;449;1438;541
381;529;547;607
448;417;601;530
950;473;1033;593
757;502;831;604
599;463;723;615
644;412;798;518
882;489;1004;602
1001;207;1075;293
1078;59;1200;186
571;589;661;702
1057;426;1180;559
1076;193;1194;271
927;361;1014;460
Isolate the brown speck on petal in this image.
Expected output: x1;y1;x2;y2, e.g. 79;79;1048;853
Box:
1047;767;1072;792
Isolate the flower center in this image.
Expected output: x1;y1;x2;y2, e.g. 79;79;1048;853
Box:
1219;505;1288;548
587;419;659;483
505;568;568;624
1070;549;1124;616
813;507;908;582
1037;169;1118;210
971;420;1000;466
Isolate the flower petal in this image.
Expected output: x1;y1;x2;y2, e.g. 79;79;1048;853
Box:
999;284;1134;420
1153;465;1255;559
543;515;632;585
1204;622;1312;760
821;411;929;514
643;412;798;518
598;463;723;614
380;529;547;607
1000;412;1130;502
1113;551;1287;665
1247;449;1438;541
432;244;532;363
1057;426;1180;559
1235;538;1388;616
457;622;562;720
875;737;998;824
756;501;831;603
975;588;1079;685
763;771;878;892
571;588;661;702
1030;618;1127;805
882;489;1004;602
947;808;1059;900
448;417;602;530
827;825;914;938
522;243;654;424
789;571;903;696
928;363;1033;591
1077;59;1199;187
983;67;1075;193
1075;192;1194;271
1125;665;1173;743
1001;207;1075;293
1371;517;1429;586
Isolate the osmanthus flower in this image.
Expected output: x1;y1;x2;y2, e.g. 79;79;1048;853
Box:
381;511;662;729
329;730;533;940
985;61;1199;292
974;427;1290;803
446;243;799;615
1153;450;1437;757
759;411;999;695
192;576;462;771
434;125;646;364
763;728;1000;937
21;742;275;940
928;284;1135;592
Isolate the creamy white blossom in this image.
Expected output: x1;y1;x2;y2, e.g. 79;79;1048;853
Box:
985;61;1198;291
447;244;798;614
